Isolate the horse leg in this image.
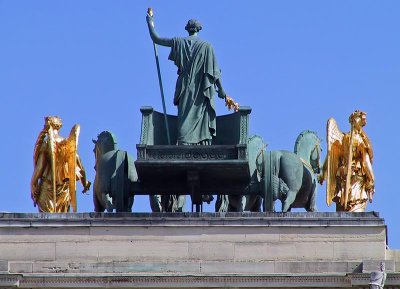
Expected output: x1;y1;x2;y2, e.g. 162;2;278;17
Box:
105;194;114;212
126;196;134;212
175;195;186;212
215;195;229;212
150;195;162;212
93;188;104;212
282;190;297;212
280;175;302;212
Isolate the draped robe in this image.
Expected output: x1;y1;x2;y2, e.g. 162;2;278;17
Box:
168;36;222;144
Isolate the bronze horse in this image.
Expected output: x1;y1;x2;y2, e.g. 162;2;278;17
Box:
220;130;321;212
93;131;136;212
262;130;321;212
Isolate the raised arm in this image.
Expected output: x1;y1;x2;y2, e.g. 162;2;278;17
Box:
31;145;47;204
76;154;91;194
146;11;173;47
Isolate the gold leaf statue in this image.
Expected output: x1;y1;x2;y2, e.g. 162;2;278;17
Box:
319;110;375;212
30;116;91;212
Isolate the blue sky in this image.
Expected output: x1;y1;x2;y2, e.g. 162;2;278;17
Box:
1;1;399;248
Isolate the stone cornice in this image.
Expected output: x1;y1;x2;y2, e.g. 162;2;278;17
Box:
0;212;385;228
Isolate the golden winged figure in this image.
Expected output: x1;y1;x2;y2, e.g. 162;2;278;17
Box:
30;116;91;212
319;110;375;212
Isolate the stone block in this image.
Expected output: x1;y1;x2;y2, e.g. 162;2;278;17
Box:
279;226;386;242
8;262;32;273
55;241;99;262
95;240;189;262
200;261;275;274
386;249;400;261
188;242;234;261
0;243;55;261
274;261;355;273
333;241;384;260
234;243;296;261
362;260;395;273
294;242;334;260
31;261;200;274
0;227;90;242
0;260;8;272
95;261;200;274
89;226;282;243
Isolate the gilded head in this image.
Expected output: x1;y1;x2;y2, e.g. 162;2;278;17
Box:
45;116;63;130
185;19;202;34
349;110;367;129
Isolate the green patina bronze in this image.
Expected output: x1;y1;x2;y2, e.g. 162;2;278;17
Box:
261;130;321;212
146;14;227;145
92;131;136;212
218;131;322;213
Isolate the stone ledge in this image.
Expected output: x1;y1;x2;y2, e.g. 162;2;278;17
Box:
0;273;399;288
0;212;385;227
7;261;364;274
1;274;353;288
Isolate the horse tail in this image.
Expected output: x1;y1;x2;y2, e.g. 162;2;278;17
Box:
112;150;128;212
263;151;278;212
306;177;318;212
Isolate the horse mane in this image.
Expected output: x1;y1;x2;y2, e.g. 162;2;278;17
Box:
96;131;118;152
294;130;320;154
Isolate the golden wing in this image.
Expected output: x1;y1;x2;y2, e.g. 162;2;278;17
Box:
66;124;80;212
326;117;344;206
33;125;48;167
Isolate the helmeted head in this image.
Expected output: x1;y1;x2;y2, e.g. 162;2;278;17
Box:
185;19;202;34
45;116;63;130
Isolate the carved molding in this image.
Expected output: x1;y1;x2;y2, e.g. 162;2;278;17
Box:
0;275;20;288
10;273;400;288
17;274;353;288
140;147;237;161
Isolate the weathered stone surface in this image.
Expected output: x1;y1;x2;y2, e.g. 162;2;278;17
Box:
362;260;395;273
234;242;297;261
0;243;55;261
189;242;234;261
0;260;8;272
9;262;32;273
333;241;384;260
387;249;400;262
0;212;397;288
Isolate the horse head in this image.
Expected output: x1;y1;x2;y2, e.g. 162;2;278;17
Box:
92;131;118;163
294;130;321;174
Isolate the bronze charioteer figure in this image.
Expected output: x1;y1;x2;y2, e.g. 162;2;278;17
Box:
146;8;238;146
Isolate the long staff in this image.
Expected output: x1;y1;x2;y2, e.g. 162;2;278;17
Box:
147;8;171;145
344;126;354;210
47;125;57;212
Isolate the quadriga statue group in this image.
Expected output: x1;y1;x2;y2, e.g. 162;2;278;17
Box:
30;10;375;214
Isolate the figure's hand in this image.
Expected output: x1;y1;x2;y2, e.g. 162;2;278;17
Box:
318;174;324;185
217;88;226;99
82;181;91;194
31;182;40;204
366;181;374;202
146;8;154;26
225;96;240;112
147;7;153;17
